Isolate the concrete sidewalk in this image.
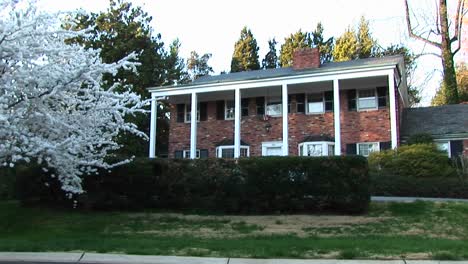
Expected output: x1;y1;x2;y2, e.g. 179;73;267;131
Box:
1;252;468;264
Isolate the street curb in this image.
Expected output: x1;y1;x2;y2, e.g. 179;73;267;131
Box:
0;252;82;262
80;253;227;264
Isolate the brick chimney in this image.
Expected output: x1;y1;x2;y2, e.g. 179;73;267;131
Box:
292;48;320;70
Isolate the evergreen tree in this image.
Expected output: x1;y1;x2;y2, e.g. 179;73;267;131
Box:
333;27;358;62
432;63;468;105
262;38;278;69
279;30;311;67
356;16;376;59
311;22;334;63
230;26;260;72
66;0;186;157
187;51;214;80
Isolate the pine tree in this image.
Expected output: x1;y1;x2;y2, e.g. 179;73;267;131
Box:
333;17;377;62
333;27;358;62
432;63;468;105
187;51;214;80
262;38;278;69
311;22;334;63
356;16;376;59
279;30;311;67
230;26;260;72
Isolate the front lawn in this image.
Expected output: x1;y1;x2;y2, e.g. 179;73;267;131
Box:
2;200;468;260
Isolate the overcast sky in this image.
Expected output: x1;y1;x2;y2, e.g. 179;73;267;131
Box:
38;0;467;106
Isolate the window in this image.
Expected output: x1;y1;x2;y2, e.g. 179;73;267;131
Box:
241;98;249;116
357;142;379;157
262;141;283;156
256;97;265;115
185;104;200;123
182;149;201;159
435;141;450;157
307;93;324;114
296;94;305;113
298;142;335;156
357;89;377;110
225;100;235;120
216;146;249;158
266;96;282;116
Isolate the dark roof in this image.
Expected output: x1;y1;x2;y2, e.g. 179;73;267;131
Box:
300;134;335;143
191;55;403;86
215;139;250;146
401;104;468;139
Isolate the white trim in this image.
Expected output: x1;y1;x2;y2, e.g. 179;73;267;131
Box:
306;92;325;114
357;142;380;157
388;70;398;149
333;79;341;155
190;92;197;159
234;88;241;158
262;141;284;156
224;99;235;120
149;95;157;158
216;145;250;158
298;141;335;156
282;84;288;156
149;68;395;97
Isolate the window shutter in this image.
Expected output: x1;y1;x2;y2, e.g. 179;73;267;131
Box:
199;102;207;121
216;100;225;120
241;98;249;116
200;149;209;158
174;150;183;158
347;90;357;111
324;91;334;111
346;143;357;155
377;86;388;108
296;94;305;113
256;97;265;115
288;94;292;113
176;104;185;123
450;140;463;158
380;141;391;151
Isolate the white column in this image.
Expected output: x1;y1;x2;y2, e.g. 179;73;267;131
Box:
190;92;197;159
149;94;157;158
234;88;241;158
333;79;341;155
282;84;288;156
388;71;398;149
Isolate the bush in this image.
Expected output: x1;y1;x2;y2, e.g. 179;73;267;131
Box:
0;167;17;200
369;144;455;178
406;133;433;145
16;156;370;214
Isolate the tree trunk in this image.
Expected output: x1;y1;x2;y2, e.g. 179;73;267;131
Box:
440;0;460;104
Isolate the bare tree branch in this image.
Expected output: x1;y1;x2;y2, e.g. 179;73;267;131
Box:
404;0;442;48
451;0;463;43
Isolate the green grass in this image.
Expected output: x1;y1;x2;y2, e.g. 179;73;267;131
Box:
2;200;468;259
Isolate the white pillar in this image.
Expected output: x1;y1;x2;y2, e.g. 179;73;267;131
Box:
234;88;241;158
149;94;157;158
333;79;341;155
282;84;288;156
190;92;197;159
388;71;398;149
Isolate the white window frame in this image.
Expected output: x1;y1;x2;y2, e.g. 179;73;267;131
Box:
435;140;451;158
298;141;335;156
184;103;200;123
357;142;380;157
357;89;378;111
262;141;284;156
265;96;282;116
306;93;325;114
182;149;200;159
225;100;235;120
215;145;250;158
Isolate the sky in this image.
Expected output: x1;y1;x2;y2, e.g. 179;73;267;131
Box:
38;0;467;106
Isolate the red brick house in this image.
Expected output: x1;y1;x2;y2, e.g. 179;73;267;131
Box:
147;48;408;159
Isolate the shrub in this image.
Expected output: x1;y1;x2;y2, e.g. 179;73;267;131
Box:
369;144;455;178
16;156;370;214
406;133;433;145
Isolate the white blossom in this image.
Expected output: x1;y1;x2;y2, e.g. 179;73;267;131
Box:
0;0;148;195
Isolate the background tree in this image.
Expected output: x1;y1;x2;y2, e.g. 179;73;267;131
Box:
333;16;377;61
333;27;358;62
262;38;278;69
404;0;466;104
230;26;260;72
0;0;145;195
279;30;311;67
432;62;468;105
67;0;186;157
311;22;334;63
356;16;377;59
187;51;214;80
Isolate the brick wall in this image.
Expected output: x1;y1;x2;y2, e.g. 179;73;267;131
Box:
168;90;393;157
464;140;468;156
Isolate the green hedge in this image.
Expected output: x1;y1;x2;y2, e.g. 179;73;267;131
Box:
16;156;370;214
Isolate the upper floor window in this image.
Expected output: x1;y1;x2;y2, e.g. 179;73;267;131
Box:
266;96;282;116
225;100;235;120
185;104;200;123
348;87;388;111
357;89;377;110
306;91;334;114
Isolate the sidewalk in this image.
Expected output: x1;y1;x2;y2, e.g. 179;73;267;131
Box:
1;252;468;264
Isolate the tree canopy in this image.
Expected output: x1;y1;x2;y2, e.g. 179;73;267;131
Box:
262;38;278;69
187;51;214;80
230;26;260;72
432;63;468;105
279;30;311;67
333;16;377;61
311;22;334;63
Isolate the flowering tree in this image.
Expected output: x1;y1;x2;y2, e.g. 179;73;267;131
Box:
0;0;147;195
